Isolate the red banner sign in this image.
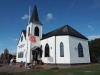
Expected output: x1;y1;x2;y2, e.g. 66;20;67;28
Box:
29;34;36;43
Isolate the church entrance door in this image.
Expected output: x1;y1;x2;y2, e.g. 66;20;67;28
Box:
32;51;38;61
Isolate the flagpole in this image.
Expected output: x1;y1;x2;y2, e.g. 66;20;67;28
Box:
28;6;31;24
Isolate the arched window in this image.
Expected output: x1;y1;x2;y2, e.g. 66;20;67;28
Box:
28;27;30;36
39;45;43;58
78;43;84;57
34;26;39;36
45;44;49;57
21;36;23;42
40;45;42;50
60;42;64;57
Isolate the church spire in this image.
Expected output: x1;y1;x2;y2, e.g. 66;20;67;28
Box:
30;5;41;24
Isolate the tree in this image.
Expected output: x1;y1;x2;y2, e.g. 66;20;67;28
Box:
0;48;11;64
4;48;9;59
89;38;100;63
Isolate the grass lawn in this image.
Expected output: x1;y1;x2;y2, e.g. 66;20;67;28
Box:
0;64;100;75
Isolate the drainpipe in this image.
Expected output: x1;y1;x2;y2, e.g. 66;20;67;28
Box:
55;36;57;66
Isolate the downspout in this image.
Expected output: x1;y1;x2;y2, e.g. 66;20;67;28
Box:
30;26;32;64
55;36;57;66
26;37;28;65
25;29;29;67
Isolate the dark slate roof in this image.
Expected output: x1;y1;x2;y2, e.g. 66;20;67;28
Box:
22;30;26;39
42;25;88;40
30;5;42;25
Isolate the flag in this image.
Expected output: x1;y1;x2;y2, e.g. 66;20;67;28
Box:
29;34;36;43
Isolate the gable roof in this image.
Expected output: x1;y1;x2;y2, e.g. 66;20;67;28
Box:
30;5;42;25
42;25;88;40
17;30;26;45
22;30;26;39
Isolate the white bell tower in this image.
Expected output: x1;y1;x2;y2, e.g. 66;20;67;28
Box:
26;5;42;63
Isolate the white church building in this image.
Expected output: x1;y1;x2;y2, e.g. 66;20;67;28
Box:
16;5;90;65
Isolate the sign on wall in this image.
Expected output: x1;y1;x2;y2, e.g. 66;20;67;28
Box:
29;34;36;43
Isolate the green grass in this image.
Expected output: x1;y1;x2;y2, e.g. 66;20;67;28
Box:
0;64;100;75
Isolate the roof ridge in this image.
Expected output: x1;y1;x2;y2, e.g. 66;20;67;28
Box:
42;25;88;40
45;25;67;35
59;25;70;34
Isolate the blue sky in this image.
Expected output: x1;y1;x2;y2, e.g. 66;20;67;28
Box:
0;0;100;54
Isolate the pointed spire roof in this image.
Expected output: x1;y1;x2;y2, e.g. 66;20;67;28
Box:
30;5;42;25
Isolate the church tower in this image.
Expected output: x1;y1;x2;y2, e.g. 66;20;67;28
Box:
26;5;42;63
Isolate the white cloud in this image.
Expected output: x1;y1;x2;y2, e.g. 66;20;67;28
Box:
46;13;53;20
21;14;29;20
88;25;94;30
87;35;100;40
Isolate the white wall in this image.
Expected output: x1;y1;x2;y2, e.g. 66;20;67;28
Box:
69;36;90;64
41;36;71;64
56;36;70;64
16;32;27;62
41;35;90;64
41;36;55;64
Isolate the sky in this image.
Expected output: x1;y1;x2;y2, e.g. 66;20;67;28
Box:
0;0;100;54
